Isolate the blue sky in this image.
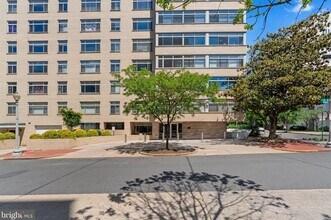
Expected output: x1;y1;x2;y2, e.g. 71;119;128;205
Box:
246;0;331;46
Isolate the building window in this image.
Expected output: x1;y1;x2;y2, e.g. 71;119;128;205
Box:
81;81;100;94
81;40;100;53
58;20;68;32
110;19;120;31
28;61;48;74
158;55;205;68
29;0;48;13
81;0;100;12
81;19;100;32
58;40;68;53
7;103;16;115
29;82;48;94
81;60;100;73
29;41;48;53
110;0;120;10
105;122;124;130
58;61;68;73
110;60;120;72
58;81;67;94
80;102;100;114
29;102;48;115
133;60;152;71
158;33;205;46
133;39;152;52
29;20;48;33
209;10;238;23
8;21;17;33
133;18;152;31
7;0;17;13
133;0;153;10
209;55;244;68
57;102;67;113
7;41;17;54
209;77;237;91
58;0;68;12
110;81;120;94
110;39;120;52
7;82;17;94
158;11;205;24
81;123;100;130
8;62;17;74
209;33;244;45
110;101;120;115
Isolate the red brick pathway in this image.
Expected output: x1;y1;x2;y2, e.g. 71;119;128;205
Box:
272;143;331;152
0;149;79;160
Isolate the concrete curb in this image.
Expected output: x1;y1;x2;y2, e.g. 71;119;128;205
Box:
140;150;195;157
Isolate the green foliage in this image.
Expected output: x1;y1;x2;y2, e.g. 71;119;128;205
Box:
289;125;307;131
60;108;83;130
42;130;61;139
116;67;219;149
0;133;5;140
101;130;111;136
86;129;99;137
59;130;76;139
74;129;87;138
3;132;15;139
228;13;331;139
227;123;251;129
29;134;43;139
96;129;102;136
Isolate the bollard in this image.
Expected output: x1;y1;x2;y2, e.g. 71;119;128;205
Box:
177;132;179;141
224;132;226;140
201;132;204;142
124;134;127;143
144;133;146;142
162;133;165;141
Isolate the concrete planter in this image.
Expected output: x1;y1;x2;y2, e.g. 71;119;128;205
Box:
0;139;15;150
26;135;151;150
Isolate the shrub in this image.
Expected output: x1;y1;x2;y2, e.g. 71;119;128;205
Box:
289;125;307;131
59;130;76;139
96;129;102;136
30;134;43;139
4;132;15;139
101;130;111;136
0;133;5;140
87;129;99;137
74;129;87;138
42;130;61;139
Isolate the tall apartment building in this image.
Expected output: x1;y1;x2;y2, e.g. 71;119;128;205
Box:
0;0;246;144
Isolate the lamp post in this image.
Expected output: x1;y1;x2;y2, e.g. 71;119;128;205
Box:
12;92;22;157
326;83;331;148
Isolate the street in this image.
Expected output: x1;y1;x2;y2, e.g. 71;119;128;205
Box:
0;152;331;219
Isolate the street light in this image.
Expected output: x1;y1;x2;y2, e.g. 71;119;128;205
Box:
12;92;22;157
326;83;331;148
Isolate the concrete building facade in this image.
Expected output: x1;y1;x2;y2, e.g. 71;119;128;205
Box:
0;0;246;144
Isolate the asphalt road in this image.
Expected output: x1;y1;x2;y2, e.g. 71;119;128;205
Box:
0;152;331;196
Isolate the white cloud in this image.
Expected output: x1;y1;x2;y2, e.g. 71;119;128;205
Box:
291;0;314;13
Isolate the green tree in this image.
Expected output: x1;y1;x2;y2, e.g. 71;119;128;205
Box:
228;12;331;139
116;66;219;150
156;0;327;31
60;108;83;131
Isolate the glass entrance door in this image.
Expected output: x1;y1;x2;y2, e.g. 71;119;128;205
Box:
171;124;178;139
159;123;182;140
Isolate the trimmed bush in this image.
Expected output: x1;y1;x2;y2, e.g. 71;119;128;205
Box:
59;130;76;139
42;130;61;139
87;129;99;137
74;129;87;138
0;133;5;140
4;132;15;139
96;129;102;136
101;130;111;136
30;134;43;139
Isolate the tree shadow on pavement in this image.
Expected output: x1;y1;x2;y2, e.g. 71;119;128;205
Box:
106;171;292;219
106;142;197;155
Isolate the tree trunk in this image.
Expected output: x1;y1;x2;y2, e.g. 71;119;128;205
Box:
165;123;170;150
268;115;278;139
